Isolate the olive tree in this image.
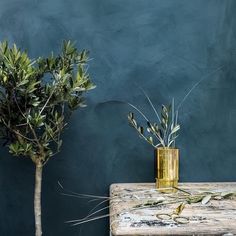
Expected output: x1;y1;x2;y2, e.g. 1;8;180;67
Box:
0;41;95;236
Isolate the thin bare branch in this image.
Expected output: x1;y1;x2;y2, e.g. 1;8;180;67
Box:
138;86;161;123
177;66;224;111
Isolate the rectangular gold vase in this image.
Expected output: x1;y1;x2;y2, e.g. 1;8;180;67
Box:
156;147;179;193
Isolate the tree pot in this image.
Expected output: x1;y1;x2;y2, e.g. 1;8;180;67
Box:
156;147;179;193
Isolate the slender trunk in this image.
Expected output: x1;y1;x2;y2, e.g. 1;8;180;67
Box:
34;163;43;236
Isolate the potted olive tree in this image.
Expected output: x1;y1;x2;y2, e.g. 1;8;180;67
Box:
0;41;95;236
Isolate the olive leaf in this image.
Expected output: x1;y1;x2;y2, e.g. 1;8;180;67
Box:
174;202;186;215
201;194;212;205
147;136;153;145
171;125;180;134
187;195;204;204
221;192;235;198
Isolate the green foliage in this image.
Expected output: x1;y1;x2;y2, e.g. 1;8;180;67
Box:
128;97;180;148
127;67;224;149
0;40;95;165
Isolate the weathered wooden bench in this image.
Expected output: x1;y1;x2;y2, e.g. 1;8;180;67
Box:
110;183;236;235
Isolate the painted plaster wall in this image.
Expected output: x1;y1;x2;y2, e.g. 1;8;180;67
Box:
0;0;236;235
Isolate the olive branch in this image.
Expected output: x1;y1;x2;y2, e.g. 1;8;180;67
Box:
128;97;180;148
58;183;236;227
127;66;223;148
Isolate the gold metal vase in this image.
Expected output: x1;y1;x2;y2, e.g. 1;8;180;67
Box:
156;147;179;193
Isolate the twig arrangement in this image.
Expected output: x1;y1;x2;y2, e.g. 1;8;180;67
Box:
128;97;180;148
127;66;224;148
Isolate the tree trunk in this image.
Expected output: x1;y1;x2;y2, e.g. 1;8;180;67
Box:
34;163;43;236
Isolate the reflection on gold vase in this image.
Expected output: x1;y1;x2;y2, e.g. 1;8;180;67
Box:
156;147;179;193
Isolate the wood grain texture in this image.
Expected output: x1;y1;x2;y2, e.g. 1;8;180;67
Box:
110;183;236;236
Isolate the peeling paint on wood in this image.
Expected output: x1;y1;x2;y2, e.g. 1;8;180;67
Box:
110;183;236;235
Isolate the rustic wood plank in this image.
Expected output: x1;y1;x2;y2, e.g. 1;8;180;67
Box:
109;183;236;236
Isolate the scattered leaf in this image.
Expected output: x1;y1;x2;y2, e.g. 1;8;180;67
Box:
221;192;235;198
201;194;212;205
174;202;186;215
187;195;204;204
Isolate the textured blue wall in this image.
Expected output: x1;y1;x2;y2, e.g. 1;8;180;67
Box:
0;0;236;235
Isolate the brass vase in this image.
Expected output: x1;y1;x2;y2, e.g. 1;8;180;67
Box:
156;147;179;193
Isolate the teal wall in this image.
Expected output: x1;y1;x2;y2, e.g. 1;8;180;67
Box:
0;0;236;235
